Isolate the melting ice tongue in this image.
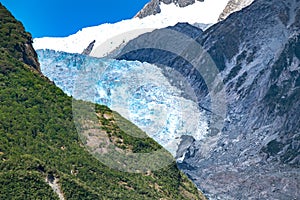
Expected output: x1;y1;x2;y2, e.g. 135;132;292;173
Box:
37;49;208;156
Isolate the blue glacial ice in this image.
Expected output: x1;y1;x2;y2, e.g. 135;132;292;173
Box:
37;49;208;156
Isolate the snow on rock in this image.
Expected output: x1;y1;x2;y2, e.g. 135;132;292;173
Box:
218;0;255;21
33;0;229;55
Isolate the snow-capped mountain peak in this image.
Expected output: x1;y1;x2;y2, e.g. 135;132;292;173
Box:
135;0;227;20
33;0;230;55
218;0;255;21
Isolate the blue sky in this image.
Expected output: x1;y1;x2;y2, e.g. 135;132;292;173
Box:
1;0;149;38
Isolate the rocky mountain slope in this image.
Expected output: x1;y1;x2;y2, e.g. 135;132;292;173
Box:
135;0;206;18
136;0;254;22
32;0;255;58
0;5;40;71
89;0;254;58
114;0;300;199
218;0;254;21
33;0;229;56
0;3;205;200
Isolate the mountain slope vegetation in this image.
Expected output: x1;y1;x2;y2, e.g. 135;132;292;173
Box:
0;4;205;200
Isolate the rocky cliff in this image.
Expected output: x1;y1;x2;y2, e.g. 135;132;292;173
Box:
218;0;254;21
136;0;254;21
116;0;300;198
135;0;204;18
0;4;40;71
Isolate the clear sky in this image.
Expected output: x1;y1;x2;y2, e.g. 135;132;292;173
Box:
1;0;150;38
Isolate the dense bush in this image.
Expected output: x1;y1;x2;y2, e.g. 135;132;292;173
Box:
0;3;204;200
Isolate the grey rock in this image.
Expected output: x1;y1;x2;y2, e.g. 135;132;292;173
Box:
116;23;207;105
218;0;255;21
135;0;204;18
82;40;96;55
167;22;204;38
184;0;300;198
176;135;196;161
117;0;300;199
135;0;161;18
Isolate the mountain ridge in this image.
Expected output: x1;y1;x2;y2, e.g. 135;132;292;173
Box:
135;0;205;18
32;0;230;55
13;0;300;199
113;0;300;198
0;4;40;72
218;0;254;21
0;3;205;199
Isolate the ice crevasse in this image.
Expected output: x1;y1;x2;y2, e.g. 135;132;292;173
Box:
37;49;208;156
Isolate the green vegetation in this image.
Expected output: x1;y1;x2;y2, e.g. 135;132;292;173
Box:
0;3;205;199
95;105;161;153
0;170;59;200
0;4;39;70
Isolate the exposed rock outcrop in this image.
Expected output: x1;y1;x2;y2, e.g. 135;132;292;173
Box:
218;0;254;21
0;3;40;71
135;0;204;18
116;0;300;198
82;40;96;55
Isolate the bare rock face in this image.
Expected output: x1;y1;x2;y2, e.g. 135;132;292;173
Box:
135;0;161;18
135;0;204;18
181;0;300;199
218;0;254;21
135;0;252;21
20;41;41;72
82;40;96;55
117;0;300;199
0;3;40;72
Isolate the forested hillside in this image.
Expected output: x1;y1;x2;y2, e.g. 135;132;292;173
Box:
0;4;205;200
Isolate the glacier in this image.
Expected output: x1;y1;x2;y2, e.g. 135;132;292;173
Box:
33;0;230;56
37;49;208;156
